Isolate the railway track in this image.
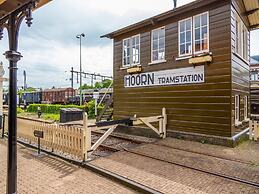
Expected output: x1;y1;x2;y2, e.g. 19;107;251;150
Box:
123;148;259;189
154;142;255;165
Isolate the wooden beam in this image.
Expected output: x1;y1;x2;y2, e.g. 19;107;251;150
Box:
189;55;212;65
0;0;6;5
245;8;259;16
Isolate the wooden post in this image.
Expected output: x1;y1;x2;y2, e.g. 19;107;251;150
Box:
249;120;253;140
83;112;91;161
162;108;167;139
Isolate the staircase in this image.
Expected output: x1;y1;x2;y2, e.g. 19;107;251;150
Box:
96;95;113;122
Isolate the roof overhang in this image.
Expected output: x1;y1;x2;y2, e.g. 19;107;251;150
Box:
0;0;52;22
243;0;259;30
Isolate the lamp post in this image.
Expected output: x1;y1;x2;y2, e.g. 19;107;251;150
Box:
76;33;85;106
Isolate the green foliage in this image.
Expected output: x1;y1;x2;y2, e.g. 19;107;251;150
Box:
17;107;24;114
79;79;112;90
87;100;104;119
27;104;85;114
42;114;60;122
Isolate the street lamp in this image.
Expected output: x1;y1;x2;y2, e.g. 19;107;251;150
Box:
76;33;85;106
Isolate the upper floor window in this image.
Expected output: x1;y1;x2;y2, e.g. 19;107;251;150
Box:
235;14;249;61
251;72;258;81
152;27;165;62
178;12;209;57
194;12;209;54
123;35;140;67
179;18;192;56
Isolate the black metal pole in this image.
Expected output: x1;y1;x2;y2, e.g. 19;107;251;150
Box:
71;67;74;89
79;37;82;106
5;13;22;194
1;114;4;138
38;137;41;155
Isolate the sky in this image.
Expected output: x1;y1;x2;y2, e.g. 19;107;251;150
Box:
0;0;259;89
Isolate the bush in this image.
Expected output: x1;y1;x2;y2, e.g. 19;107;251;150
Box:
87;100;104;119
17;107;24;114
27;104;85;114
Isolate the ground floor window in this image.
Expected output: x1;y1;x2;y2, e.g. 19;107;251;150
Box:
244;96;248;120
235;95;240;125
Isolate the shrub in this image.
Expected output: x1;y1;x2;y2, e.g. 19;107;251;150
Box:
27;104;85;114
17;107;24;114
87;100;105;119
42;114;60;122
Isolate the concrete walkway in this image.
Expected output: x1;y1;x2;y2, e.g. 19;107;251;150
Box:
0;139;136;194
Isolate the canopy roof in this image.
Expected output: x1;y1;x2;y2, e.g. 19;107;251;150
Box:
102;0;259;39
0;0;51;22
244;0;259;30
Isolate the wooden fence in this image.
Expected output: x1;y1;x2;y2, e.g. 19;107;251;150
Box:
249;120;259;141
4;116;87;160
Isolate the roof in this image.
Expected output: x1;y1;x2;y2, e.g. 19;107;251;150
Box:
102;0;259;39
0;0;52;22
243;0;259;30
44;88;74;92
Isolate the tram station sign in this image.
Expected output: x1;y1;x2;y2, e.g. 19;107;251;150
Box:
124;66;205;88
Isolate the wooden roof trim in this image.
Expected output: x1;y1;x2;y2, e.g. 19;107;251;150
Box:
101;0;222;39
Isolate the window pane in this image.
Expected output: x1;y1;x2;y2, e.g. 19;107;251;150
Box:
180;32;185;44
202;27;208;39
153;30;159;40
159;38;165;49
195;28;200;40
186;19;192;31
160;28;165;38
195;16;200;28
180;44;185;55
202;39;208;50
153;40;158;50
158;49;165;60
201;13;208;26
180;21;185;32
153;51;158;61
186;31;191;42
186;43;192;54
195;40;201;52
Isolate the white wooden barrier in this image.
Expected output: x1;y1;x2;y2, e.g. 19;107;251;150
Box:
249;120;259;141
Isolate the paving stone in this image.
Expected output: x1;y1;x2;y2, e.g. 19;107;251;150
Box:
0;140;136;194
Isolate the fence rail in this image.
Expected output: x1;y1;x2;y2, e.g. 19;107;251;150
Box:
4;116;87;160
249;120;259;141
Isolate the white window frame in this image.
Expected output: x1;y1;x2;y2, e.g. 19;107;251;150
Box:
235;95;240;125
151;27;166;63
193;12;210;55
178;17;193;57
235;13;249;61
244;96;248;120
122;34;140;67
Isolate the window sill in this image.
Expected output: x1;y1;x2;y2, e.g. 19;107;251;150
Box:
233;52;249;66
148;60;167;65
176;55;192;61
235;121;242;127
120;64;141;70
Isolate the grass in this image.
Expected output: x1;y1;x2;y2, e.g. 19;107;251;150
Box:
42;114;60;122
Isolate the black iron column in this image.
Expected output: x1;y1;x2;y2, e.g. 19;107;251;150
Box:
5;13;22;194
0;2;36;193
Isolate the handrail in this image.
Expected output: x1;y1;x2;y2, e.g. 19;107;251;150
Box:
98;80;113;107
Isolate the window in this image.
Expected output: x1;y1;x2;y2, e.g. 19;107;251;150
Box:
123;35;140;67
235;95;240;125
178;12;209;57
251;72;258;81
244;96;248;120
235;14;249;60
152;27;165;62
194;12;209;54
179;18;192;56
